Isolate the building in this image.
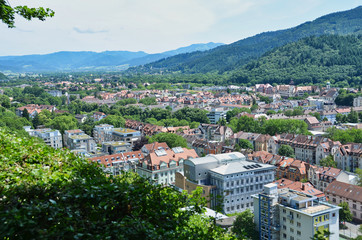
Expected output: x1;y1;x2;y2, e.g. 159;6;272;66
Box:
23;126;63;149
111;128;141;146
307;166;355;192
63;129;96;153
274;178;325;200
90;150;144;175
207;108;227;124
353;96;362;107
47;90;62;97
16;104;56;118
334;143;362;172
102;141;132;155
93;124;114;144
137;145;198;185
254;183;340;240
325;181;362;223
183;152;276;214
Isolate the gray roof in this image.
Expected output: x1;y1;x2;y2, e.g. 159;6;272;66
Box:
187;152;245;166
209;160;275;175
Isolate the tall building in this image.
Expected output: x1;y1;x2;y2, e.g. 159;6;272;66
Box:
253;183;340;240
24;126;63;149
63;129;96;153
183;152;276;214
93;124;114;144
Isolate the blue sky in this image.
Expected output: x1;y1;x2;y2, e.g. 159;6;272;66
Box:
0;0;361;56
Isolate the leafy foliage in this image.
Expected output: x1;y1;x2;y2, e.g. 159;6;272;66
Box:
0;0;54;28
278;145;295;158
231;209;258;240
149;132;187;148
319;155;337;168
338;202;352;223
325;127;362;144
0;129;231;239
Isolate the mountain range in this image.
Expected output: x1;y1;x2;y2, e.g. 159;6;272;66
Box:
134;6;362;74
0;42;224;72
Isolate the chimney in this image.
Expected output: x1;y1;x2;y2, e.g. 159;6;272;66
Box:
301;184;305;191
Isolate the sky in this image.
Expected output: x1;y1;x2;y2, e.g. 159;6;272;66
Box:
1;0;361;56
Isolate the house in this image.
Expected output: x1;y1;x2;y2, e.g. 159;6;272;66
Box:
16;104;55;118
63;129;96;153
93;112;107;121
93;124;114;144
90;150;144;175
308;166;355;192
111;128;141;146
274;178;325;200
137;146;198;185
334;143;362;172
325;181;362;223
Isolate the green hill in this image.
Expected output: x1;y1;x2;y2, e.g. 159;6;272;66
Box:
229;34;362;87
135;6;362;74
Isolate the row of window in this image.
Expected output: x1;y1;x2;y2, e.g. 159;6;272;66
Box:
226;202;253;212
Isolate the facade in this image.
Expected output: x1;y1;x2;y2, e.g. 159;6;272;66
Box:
137;146;198;185
23;126;63;149
184;152;276;214
254;183;340;240
325;181;362;223
111;128;141;145
334;143;362;172
102;141;132;155
90;150;144;175
353;96;362;107
63;129;96;153
93;124;114;144
206;108;227;124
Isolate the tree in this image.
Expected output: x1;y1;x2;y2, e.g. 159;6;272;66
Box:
355;168;362;187
46;115;78;134
0;129;232;239
98;115;125;128
32;113;40;128
278;145;295;158
338;202;352;223
0;0;54;28
22;108;30;120
149;132;187;148
238;139;253;150
217;117;227;126
319;155;337;168
231;209;258;240
311;229;332;240
0;95;10;108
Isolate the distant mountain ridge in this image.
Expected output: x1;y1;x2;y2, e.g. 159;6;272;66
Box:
0;42;224;72
135;6;362;74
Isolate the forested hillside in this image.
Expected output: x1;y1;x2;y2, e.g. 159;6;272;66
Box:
229;35;362;87
135;6;362;74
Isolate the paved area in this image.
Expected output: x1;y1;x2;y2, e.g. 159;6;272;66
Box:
339;221;361;239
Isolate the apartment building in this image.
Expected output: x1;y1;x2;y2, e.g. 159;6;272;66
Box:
111;128;141;145
90;150;144;175
93;124;114;144
206;108;227;124
254;183;340;240
334;143;362;172
63;129;96;153
102;141;132;155
183;152;276;214
325;181;362;223
137;146;198;185
23;126;63;149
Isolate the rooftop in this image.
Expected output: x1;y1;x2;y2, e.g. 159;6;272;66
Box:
302;205;330;214
103;141;130;147
113;128;138;134
70;134;92;140
209;160;275;175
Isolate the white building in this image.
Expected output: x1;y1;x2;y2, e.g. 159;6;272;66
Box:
24;126;63;149
93;124;114;144
63;129;96;153
353;96;362;107
184;152;276;214
207;108;227;124
137;145;198;185
253;183;340;240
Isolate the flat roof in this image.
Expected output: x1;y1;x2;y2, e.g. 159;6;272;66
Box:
209;160;275;175
302;205;331;214
103;141;130;146
113;128;138;134
70;134;92;140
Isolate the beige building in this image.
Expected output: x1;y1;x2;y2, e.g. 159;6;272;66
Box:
325;181;362;223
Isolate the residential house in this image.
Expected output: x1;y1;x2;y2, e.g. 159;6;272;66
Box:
23;126;63;149
334;143;362;172
63;129;96;153
325;181;362;223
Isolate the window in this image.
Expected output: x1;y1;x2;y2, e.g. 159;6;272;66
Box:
297;222;301;227
297;231;301;236
290;228;294;233
283;225;286;230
